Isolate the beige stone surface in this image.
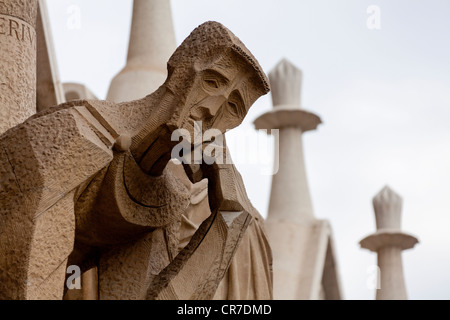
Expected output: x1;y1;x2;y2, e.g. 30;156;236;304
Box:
0;0;38;134
254;59;342;300
360;230;418;252
255;59;321;223
147;209;251;300
372;185;403;230
0;21;272;300
360;186;419;300
107;0;177;102
266;220;341;299
36;0;64;112
211;159;273;300
0;107;113;299
63;82;98;101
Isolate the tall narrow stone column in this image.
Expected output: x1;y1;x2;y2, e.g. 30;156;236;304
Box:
254;59;342;300
360;186;419;300
0;0;38;134
254;59;321;223
36;0;65;112
106;0;176;102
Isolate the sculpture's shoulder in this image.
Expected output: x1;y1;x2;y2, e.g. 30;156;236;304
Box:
0;100;115;206
27;99;110;118
27;99;126;137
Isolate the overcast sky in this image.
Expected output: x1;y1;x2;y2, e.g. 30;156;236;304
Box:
46;0;450;300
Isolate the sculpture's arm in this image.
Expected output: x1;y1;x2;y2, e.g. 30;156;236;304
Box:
137;146;255;299
0;106;113;299
183;143;255;215
188;148;274;300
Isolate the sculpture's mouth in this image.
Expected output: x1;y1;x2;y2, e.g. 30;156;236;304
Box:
136;109;220;176
183;114;218;141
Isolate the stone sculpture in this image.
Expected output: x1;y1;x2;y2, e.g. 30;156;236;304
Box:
0;21;272;300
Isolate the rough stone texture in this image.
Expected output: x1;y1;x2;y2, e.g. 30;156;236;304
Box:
0;21;272;300
254;59;342;300
27;192;75;299
0;107;113;299
97;160;252;300
213;210;273;300
360;186;419;300
206;160;273;300
107;0;177;102
99;230;169;300
149;210;251;300
0;0;37;27
0;0;38;134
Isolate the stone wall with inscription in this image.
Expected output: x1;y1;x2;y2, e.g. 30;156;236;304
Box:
0;0;38;134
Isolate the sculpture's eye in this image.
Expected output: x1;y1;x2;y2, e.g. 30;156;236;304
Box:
202;70;229;91
227;91;245;118
228;101;239;116
204;78;219;89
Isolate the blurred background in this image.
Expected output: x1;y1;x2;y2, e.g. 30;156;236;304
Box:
46;0;450;299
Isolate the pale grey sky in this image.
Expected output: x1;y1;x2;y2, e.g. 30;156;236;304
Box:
46;0;450;300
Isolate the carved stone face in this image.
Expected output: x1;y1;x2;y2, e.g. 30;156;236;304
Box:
167;53;256;141
133;52;264;175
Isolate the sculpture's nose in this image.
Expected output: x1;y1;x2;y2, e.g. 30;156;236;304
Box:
190;96;225;120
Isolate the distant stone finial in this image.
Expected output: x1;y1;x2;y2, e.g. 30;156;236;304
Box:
254;58;320;223
254;59;320;132
360;185;419;300
372;186;403;231
269;59;303;108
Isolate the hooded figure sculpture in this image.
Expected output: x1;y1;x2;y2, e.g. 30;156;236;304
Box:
0;21;272;300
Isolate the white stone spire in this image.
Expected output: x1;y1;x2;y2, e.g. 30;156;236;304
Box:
106;0;176;102
360;186;419;300
269;58;303;108
254;59;342;300
372;186;403;230
36;0;65;112
255;58;321;223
